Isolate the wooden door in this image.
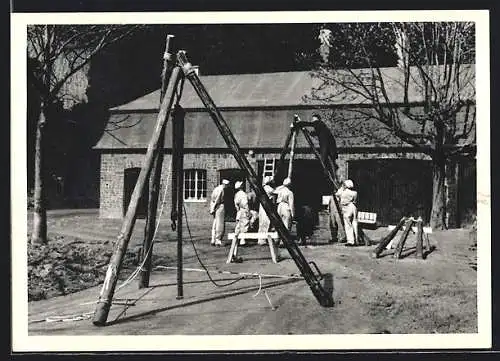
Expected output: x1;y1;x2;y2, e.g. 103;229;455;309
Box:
348;159;432;225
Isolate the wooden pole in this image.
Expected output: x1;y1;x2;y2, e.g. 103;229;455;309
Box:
176;51;334;307
300;127;346;242
287;128;297;179
92;67;183;326
424;232;431;251
274;128;294;182
372;217;407;258
288;132;297;179
394;218;414;259
173;105;186;299
328;196;338;243
415;217;424;259
139;34;176;289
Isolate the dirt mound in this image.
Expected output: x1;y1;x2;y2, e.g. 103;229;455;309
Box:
27;236;139;301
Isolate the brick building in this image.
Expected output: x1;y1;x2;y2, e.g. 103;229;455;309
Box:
94;68;475;227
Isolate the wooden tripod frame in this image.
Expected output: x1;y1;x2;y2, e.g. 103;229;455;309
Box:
92;36;334;327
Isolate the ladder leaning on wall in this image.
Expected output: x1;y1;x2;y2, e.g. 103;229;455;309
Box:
263;157;276;181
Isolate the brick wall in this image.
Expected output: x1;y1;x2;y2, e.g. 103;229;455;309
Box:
99;148;462;228
99;151;254;222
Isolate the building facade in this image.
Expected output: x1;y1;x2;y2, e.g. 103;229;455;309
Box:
94;70;475;227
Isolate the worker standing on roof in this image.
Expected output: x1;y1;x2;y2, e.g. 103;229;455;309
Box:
234;181;251;245
257;176;275;245
210;179;229;246
274;177;295;246
335;179;358;246
292;113;338;180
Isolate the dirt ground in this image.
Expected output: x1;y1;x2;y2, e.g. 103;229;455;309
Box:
27;210;477;335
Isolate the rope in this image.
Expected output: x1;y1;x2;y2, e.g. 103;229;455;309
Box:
152;266;303;280
30;156;173;324
264;291;276;310
252;275;263;297
182;203;246;287
114;163;172;293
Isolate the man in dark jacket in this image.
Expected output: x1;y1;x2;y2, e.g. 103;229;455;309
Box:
292;113;338;179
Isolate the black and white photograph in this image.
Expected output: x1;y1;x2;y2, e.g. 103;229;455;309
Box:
11;10;491;351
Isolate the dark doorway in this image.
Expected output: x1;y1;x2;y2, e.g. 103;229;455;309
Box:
259;158;330;226
219;168;247;221
291;159;330;225
348;159;432;225
123;167;149;218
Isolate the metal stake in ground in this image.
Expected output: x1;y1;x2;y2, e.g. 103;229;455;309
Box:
176;50;334;308
92;67;183;327
139;34;176;289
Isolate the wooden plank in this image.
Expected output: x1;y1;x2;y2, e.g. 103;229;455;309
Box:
388;224;432;234
372;217;406;258
226;237;238;264
268;235;280;263
394;219;414;259
228;232;279;240
415;218;424;259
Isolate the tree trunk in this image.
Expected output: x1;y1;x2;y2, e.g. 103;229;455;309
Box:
31;105;47;244
430;154;447;230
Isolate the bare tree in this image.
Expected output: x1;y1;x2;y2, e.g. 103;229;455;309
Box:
311;22;475;229
27;25;141;244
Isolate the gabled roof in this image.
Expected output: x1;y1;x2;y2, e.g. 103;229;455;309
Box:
111;71;316;111
94;108;417;150
96;65;475;150
110;64;475;111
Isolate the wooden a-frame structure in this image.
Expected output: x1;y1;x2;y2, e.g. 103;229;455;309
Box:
92;36;334;326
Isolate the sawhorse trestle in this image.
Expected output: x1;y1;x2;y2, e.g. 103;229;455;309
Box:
226;232;281;263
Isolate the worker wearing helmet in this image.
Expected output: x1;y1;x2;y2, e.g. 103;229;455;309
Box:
335;179;358;246
209;179;229;246
234;180;250;245
257;176;275;245
274;177;295;246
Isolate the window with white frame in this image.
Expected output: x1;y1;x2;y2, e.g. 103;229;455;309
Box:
184;169;207;201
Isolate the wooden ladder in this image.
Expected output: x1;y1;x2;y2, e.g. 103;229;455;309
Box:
263;157;276;181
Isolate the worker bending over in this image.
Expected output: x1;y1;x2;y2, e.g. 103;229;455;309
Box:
247;188;259;232
335;179;358;246
274;177;295;246
257;176;275;245
209;179;229;246
234;181;251;245
292;113;338;180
